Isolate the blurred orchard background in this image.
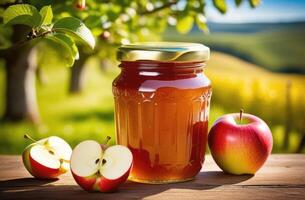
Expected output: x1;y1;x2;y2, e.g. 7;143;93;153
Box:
0;0;304;154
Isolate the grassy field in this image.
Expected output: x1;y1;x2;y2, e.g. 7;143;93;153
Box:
0;50;304;154
0;57;118;154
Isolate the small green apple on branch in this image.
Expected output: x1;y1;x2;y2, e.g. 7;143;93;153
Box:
3;4;95;66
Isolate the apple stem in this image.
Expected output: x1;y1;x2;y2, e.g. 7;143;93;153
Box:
104;136;111;146
239;109;244;124
24;134;37;143
60;158;69;163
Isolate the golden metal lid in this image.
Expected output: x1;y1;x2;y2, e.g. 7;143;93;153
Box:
117;42;210;62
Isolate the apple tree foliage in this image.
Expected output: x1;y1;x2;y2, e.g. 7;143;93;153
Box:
0;0;261;65
1;3;95;66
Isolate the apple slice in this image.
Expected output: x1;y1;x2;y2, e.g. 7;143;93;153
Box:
98;145;133;192
29;145;61;178
70;139;133;192
71;140;102;176
22;134;72;179
46;136;72;162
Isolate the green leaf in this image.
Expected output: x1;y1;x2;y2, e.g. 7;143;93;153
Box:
45;33;79;66
84;15;102;29
196;14;209;34
53;17;95;49
249;0;261;8
3;4;41;27
212;0;227;14
235;0;243;7
39;5;53;25
176;15;194;34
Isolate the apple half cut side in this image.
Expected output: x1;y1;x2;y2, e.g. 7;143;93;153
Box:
46;136;72;163
98;145;133;192
70;140;133;192
70;140;102;191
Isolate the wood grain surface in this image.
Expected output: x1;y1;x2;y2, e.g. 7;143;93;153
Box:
0;155;305;200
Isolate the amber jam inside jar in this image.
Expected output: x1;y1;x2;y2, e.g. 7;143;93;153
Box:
113;42;211;183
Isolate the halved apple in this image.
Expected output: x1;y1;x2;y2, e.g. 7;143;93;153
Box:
70;140;133;192
22;135;72;179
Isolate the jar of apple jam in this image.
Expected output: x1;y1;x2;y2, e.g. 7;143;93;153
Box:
113;42;211;184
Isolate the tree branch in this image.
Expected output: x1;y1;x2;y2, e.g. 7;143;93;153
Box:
139;0;178;15
11;30;52;49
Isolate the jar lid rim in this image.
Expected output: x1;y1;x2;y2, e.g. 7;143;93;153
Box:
117;42;210;62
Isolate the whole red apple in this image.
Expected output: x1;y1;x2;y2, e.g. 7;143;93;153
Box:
208;111;273;175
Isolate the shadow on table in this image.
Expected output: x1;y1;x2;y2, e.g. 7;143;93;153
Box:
0;171;253;199
0;178;58;188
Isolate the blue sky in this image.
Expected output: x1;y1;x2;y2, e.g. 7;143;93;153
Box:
205;0;305;23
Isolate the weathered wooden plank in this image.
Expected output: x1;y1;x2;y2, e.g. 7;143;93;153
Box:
1;185;305;200
0;155;304;200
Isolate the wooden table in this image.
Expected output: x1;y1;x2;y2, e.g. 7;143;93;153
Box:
0;155;305;200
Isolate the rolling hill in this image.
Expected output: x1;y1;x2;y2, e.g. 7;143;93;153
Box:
164;22;305;74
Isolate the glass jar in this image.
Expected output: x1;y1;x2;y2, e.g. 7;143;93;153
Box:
113;42;211;183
